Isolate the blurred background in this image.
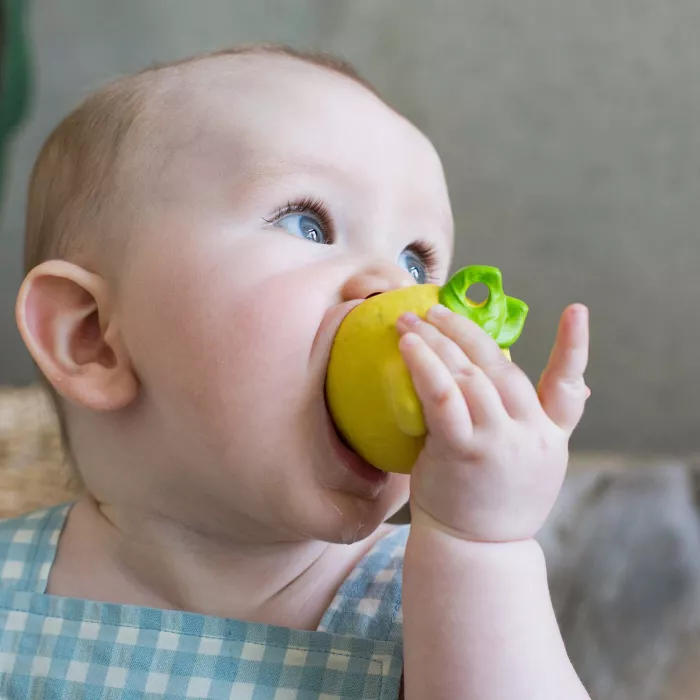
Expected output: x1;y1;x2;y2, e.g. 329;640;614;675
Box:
1;0;699;454
1;4;700;698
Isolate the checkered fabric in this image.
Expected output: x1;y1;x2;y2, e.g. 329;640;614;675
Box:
0;505;406;699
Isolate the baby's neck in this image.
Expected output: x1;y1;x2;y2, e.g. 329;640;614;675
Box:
47;495;389;630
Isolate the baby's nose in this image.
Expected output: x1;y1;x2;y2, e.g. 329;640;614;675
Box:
341;263;416;302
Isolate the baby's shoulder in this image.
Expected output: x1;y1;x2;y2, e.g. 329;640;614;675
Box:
319;524;409;642
365;523;409;569
0;505;70;592
351;523;409;585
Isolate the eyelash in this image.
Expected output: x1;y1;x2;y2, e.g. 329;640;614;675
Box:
264;197;335;244
405;240;441;281
264;197;442;278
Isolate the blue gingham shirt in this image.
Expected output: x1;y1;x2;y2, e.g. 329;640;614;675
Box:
0;505;407;699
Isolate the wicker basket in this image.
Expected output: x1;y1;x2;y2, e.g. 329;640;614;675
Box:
0;384;82;518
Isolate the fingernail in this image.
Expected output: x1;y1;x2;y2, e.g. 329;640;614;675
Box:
585;386;592;399
398;312;421;328
427;304;450;320
572;304;588;319
400;332;420;347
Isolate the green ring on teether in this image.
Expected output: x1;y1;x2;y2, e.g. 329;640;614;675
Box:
438;265;529;348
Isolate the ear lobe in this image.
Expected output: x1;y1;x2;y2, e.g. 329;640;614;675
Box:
16;260;138;411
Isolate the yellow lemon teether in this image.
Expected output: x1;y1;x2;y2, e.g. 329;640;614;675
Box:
325;265;528;474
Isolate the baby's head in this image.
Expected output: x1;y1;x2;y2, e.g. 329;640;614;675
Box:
17;46;454;544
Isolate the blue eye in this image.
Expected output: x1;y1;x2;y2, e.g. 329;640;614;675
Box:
276;213;329;244
399;249;428;284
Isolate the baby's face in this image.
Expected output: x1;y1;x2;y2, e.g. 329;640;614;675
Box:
114;56;453;543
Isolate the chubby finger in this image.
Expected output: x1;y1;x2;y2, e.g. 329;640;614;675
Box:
452;364;510;426
398;313;507;426
397;312;471;376
538;304;590;432
425;305;540;420
398;332;474;449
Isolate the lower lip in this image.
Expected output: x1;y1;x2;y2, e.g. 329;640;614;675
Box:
327;419;389;485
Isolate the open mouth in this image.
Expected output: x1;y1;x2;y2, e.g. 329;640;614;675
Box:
316;298;388;488
325;410;388;486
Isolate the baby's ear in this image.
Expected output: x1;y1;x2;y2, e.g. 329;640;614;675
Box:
15;260;138;410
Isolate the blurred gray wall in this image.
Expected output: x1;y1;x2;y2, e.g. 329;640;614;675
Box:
1;0;699;454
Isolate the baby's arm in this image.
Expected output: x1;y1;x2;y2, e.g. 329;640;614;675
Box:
403;524;588;698
396;304;591;699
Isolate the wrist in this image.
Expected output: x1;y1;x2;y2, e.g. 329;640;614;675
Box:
409;499;541;547
407;505;545;570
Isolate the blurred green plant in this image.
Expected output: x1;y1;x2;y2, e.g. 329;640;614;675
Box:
0;0;31;208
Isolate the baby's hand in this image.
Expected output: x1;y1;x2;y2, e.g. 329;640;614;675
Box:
397;303;589;543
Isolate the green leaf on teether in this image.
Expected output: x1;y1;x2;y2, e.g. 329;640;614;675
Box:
496;296;529;347
438;265;529;349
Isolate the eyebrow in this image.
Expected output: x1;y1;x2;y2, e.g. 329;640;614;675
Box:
246;157;358;188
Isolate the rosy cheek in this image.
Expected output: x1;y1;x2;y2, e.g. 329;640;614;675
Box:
125;262;322;421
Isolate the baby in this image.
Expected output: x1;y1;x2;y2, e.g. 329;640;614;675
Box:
2;45;591;699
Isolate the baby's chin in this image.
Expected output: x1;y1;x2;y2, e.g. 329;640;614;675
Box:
292;485;408;546
327;507;387;546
